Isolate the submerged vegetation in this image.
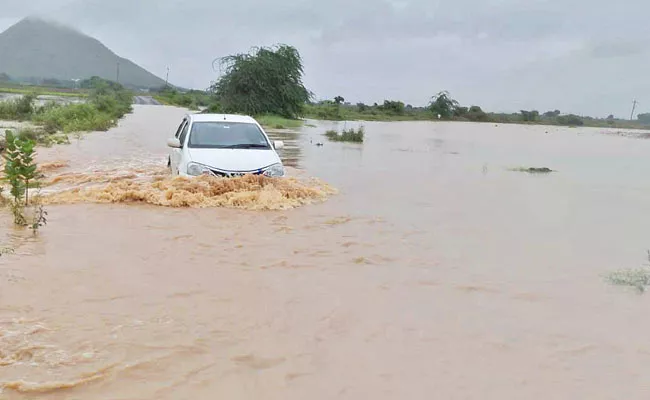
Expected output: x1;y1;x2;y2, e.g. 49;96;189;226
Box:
606;268;650;294
324;126;365;143
606;252;650;294
509;167;554;174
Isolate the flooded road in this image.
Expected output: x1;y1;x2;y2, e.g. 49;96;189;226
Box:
2;106;650;399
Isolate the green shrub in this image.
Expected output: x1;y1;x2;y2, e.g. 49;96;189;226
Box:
16;93;37;117
0;78;131;137
32;103;114;133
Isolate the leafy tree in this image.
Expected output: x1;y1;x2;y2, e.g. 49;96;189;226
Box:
637;113;650;124
466;105;489;122
557;114;584;126
520;110;540;122
543;110;561;118
356;103;368;112
211;45;311;118
0;72;10;82
454;106;469;117
429;91;459;119
16;93;36;119
379;100;405;115
334;96;345;105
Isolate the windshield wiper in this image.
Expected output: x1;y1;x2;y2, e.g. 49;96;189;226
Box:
222;144;269;149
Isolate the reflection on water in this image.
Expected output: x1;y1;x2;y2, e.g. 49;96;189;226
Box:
3;106;650;399
265;128;302;168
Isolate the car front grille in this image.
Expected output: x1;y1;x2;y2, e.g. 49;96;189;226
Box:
208;169;264;178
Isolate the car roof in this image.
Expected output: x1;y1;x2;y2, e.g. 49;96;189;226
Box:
187;113;257;124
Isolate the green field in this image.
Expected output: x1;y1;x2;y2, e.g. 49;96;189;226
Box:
0;84;88;97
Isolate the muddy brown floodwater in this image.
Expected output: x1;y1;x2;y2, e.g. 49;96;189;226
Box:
2;105;650;399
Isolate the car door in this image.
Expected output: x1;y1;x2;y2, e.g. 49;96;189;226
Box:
170;119;188;175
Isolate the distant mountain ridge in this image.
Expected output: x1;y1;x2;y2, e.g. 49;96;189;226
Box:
0;17;166;89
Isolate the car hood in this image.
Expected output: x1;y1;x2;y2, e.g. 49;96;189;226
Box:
187;148;281;172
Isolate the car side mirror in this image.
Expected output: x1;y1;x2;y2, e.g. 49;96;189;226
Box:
167;138;181;148
273;140;284;149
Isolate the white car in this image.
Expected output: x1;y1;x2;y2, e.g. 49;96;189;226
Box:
166;113;285;177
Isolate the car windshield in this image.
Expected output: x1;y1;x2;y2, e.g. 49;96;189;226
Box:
187;121;271;149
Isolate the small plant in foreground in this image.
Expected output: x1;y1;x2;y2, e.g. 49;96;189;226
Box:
605;251;650;294
324;126;365;143
3;131;26;206
2;130;41;226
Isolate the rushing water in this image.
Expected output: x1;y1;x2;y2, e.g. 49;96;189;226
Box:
2;105;650;399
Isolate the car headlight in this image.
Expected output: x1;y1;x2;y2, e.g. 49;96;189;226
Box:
263;163;285;177
187;162;210;176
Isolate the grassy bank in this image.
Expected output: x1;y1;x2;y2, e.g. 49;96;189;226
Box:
0;77;133;146
255;114;304;129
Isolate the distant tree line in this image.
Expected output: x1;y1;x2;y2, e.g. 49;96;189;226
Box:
196;44;646;128
4;43;645;129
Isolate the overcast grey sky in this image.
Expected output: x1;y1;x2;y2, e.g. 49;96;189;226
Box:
1;0;648;117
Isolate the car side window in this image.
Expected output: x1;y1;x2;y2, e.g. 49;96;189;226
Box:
174;120;186;138
178;122;190;146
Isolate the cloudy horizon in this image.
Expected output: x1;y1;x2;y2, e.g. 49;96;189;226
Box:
1;0;648;118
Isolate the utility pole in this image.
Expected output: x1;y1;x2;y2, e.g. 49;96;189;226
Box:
116;61;120;84
630;99;638;121
165;66;170;87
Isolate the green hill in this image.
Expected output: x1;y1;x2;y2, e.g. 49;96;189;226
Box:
0;17;166;89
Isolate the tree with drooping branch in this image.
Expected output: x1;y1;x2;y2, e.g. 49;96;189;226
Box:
210;44;312;118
